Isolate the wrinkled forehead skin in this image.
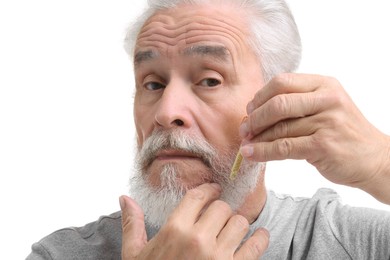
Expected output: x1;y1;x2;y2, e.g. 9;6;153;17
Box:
133;3;260;71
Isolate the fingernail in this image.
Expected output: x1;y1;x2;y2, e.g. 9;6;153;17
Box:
210;183;221;191
119;196;126;211
240;145;254;158
247;101;255;114
239;121;250;138
241;138;250;146
260;228;270;238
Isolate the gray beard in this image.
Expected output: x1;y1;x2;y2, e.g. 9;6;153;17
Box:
129;129;265;229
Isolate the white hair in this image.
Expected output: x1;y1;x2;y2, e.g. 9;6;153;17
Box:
124;0;302;82
130;128;265;229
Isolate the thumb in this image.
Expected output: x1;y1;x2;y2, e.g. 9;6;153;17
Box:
120;195;147;259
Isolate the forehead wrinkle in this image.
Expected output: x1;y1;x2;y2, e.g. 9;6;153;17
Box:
137;13;250;52
135;10;254;74
137;27;244;66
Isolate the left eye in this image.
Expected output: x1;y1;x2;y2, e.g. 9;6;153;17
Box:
199;78;221;87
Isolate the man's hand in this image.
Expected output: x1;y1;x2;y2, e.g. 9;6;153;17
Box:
120;183;269;259
239;73;390;204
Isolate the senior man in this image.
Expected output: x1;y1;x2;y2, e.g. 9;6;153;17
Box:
28;0;390;259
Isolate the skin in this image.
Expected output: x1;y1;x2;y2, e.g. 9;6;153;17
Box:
239;73;390;204
133;3;267;223
121;3;269;260
120;2;390;260
133;4;263;190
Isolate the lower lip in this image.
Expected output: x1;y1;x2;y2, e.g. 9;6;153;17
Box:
156;156;201;161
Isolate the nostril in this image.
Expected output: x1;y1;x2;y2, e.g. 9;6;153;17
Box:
173;119;184;126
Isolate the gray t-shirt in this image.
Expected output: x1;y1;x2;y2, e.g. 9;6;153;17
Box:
27;188;390;259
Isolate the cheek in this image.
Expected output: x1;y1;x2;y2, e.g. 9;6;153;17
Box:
134;103;154;147
224;112;246;143
219;99;252;145
201;105;247;151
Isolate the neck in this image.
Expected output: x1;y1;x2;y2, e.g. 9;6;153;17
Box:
236;180;267;224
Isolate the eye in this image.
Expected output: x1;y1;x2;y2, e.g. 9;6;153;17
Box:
199;78;221;88
144;81;165;91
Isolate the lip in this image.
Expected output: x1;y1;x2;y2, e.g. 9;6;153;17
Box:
155;149;201;161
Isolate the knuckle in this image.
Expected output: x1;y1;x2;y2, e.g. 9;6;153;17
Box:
320;77;348;106
161;222;212;256
320;110;345;132
328;114;345;130
189;232;205;247
274;120;289;138
275;138;293;158
309;134;325;156
241;229;269;259
122;217;137;233
324;75;340;88
211;200;232;215
253;89;263;102
273;73;292;88
316;75;338;91
248;113;262;135
121;216;133;229
246;239;265;258
327;89;346;107
312;132;333;155
231;215;249;231
308;133;337;165
186;232;211;256
271;95;290;118
161;219;186;239
186;188;205;200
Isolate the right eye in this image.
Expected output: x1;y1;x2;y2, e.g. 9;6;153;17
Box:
144;82;165;91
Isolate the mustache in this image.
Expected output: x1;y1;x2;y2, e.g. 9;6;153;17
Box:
136;129;217;170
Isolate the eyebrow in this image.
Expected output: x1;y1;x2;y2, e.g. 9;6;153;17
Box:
183;45;231;63
134;50;159;67
133;45;231;67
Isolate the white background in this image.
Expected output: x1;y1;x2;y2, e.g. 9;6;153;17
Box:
1;1;389;259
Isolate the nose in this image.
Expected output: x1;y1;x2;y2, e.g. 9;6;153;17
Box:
154;80;193;129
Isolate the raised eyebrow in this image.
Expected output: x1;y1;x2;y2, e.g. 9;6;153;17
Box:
134;50;159;67
182;45;231;62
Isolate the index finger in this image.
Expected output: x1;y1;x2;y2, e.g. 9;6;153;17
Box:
168;183;222;226
247;73;324;114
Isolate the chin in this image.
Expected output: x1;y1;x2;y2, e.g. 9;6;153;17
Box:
130;158;265;230
146;160;214;190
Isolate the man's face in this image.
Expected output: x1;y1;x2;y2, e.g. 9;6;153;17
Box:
133;4;264;190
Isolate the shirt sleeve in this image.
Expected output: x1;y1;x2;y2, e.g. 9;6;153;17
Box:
26;242;53;260
326;200;390;259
